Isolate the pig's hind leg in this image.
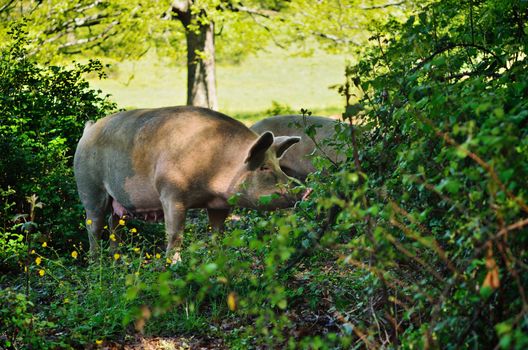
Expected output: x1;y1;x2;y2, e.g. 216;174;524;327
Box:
78;187;112;257
84;199;111;256
161;196;187;264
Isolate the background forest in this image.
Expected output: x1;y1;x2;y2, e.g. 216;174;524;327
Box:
1;0;527;349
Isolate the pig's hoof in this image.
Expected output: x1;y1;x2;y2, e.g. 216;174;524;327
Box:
167;251;185;275
168;251;182;265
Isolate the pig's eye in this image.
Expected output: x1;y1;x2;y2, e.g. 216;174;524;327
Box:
259;165;270;171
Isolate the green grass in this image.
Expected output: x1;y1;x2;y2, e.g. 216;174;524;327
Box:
88;48;348;122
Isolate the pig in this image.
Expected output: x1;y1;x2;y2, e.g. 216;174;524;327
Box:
250;115;345;180
73;106;300;262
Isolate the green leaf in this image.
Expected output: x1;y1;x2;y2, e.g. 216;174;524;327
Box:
203;263;218;274
259;193;279;205
480;286;493;299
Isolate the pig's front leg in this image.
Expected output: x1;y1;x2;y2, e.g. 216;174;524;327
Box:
162;199;187;263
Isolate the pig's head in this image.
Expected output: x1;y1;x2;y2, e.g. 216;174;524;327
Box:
229;132;301;209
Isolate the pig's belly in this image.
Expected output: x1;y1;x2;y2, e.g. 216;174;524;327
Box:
105;176;164;222
111;198;164;222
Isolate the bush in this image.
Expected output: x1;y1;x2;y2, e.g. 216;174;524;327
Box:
319;0;528;347
0;23;116;259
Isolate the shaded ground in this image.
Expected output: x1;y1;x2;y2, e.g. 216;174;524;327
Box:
90;335;226;350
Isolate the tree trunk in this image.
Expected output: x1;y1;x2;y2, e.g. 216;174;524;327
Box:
172;1;218;110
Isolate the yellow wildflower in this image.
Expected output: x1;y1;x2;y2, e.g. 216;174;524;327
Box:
145;252;151;259
95;339;103;345
133;247;140;253
118;219;125;226
103;225;108;229
227;292;237;311
130;228;137;233
109;233;116;242
71;251;78;259
42;242;47;248
114;253;120;260
86;219;93;225
38;269;45;277
64;298;70;304
155;253;161;259
31;249;35;254
166;258;172;264
35;257;42;265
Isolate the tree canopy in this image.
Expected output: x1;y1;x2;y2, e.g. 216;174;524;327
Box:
0;0;414;108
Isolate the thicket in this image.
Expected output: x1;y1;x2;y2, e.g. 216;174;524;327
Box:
331;0;528;347
1;0;527;348
0;24;116;268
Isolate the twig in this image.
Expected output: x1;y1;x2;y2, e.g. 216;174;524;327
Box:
389;201;460;277
44;13;113;35
415;112;528;214
412;43;505;74
384;232;445;284
280;204;340;272
493;217;528;240
299;112;339;168
497;237;528;308
345;258;424;305
454;287;497;348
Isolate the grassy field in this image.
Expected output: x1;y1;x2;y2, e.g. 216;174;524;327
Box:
88;48;348;123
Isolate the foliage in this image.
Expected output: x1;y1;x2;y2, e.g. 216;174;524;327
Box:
0;24;116;260
280;0;412;53
0;288;64;349
0;0;414;63
323;0;528;347
0;1;177;62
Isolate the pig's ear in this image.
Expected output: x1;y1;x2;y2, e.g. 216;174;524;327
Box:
245;131;274;166
274;136;301;159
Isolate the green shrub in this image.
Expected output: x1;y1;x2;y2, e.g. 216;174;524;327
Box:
0;23;116;257
0;287;64;349
316;0;528;347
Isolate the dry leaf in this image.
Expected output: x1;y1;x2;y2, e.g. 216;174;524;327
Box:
134;305;152;334
482;244;500;289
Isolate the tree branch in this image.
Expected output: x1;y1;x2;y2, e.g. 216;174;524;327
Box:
68;0;104;14
314;31;360;46
0;0;17;14
412;43;505;73
57;20;119;50
415;111;528;214
245;12;286;49
233;5;279;18
361;1;405;10
44;13;112;34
